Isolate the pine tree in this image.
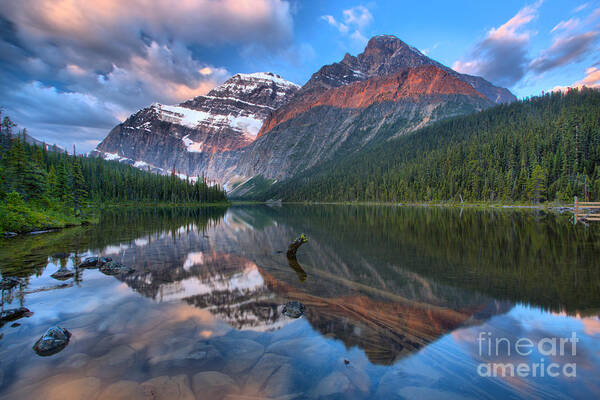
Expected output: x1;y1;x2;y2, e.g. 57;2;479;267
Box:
22;145;47;200
56;160;70;203
527;164;547;204
71;157;88;216
0;165;5;200
47;165;58;199
6;134;28;195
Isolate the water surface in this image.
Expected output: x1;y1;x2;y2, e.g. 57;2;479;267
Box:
0;205;599;399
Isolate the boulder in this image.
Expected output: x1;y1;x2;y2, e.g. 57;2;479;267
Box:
282;301;305;318
0;307;31;324
100;261;134;276
98;256;113;265
120;265;135;274
51;268;75;280
33;326;72;356
78;257;99;268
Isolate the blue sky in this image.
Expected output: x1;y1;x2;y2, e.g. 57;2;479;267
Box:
1;0;598;152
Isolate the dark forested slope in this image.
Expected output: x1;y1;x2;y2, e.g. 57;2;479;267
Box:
1;113;227;232
259;88;600;203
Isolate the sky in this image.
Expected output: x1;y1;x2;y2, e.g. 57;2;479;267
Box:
0;0;599;152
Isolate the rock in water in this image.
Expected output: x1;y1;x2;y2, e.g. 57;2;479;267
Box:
99;261;122;275
0;307;31;324
282;301;305;318
0;276;21;290
120;265;135;275
51;268;75;280
100;261;134;276
78;257;99;268
98;257;112;266
33;326;71;356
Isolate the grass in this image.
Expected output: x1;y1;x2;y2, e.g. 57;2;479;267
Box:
1;193;229;235
0;192;96;234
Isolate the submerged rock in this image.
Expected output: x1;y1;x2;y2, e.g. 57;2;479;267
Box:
120;265;135;275
282;301;305;318
51;268;75;280
78;257;99;268
98;256;112;266
0;307;31;324
33;326;72;356
141;375;195;400
99;262;122;275
0;276;22;290
192;371;238;399
100;261;134;276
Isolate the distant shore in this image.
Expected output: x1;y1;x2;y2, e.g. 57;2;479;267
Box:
233;200;575;210
1;201;230;237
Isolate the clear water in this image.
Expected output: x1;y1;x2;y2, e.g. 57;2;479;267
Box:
0;205;599;399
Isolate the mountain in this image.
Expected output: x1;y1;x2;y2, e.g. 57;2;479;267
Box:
221;36;512;191
257;88;600;203
92;72;300;176
258;35;514;137
93;35;515;189
8;130;65;153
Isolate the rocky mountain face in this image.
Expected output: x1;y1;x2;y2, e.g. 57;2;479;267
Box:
217;36;512;190
93;35;515;190
92;72;299;176
8;130;65;153
258;35;514;137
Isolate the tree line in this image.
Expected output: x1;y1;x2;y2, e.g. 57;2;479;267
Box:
0;112;227;216
264;88;600;203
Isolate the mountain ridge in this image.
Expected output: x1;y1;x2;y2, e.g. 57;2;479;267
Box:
92;72;299;176
92;35;515;188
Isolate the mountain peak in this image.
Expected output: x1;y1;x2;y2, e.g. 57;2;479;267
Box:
363;35;409;54
225;72;300;88
307;34;515;104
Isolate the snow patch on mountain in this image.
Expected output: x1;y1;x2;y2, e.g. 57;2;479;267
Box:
155;103;263;141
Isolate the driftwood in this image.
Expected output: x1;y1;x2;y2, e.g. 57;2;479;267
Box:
286;234;308;259
288;257;307;282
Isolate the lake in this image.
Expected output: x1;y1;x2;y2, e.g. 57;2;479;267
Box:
0;205;599;399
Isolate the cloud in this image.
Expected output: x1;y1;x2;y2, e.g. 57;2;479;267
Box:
1;81;121;150
552;66;600;91
530;31;600;73
321;15;349;34
0;0;294;150
342;6;373;30
320;5;373;48
573;3;590;13
452;2;541;87
551;18;580;33
421;42;441;56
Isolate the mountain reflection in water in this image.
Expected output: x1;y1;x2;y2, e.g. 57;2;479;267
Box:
0;205;599;399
